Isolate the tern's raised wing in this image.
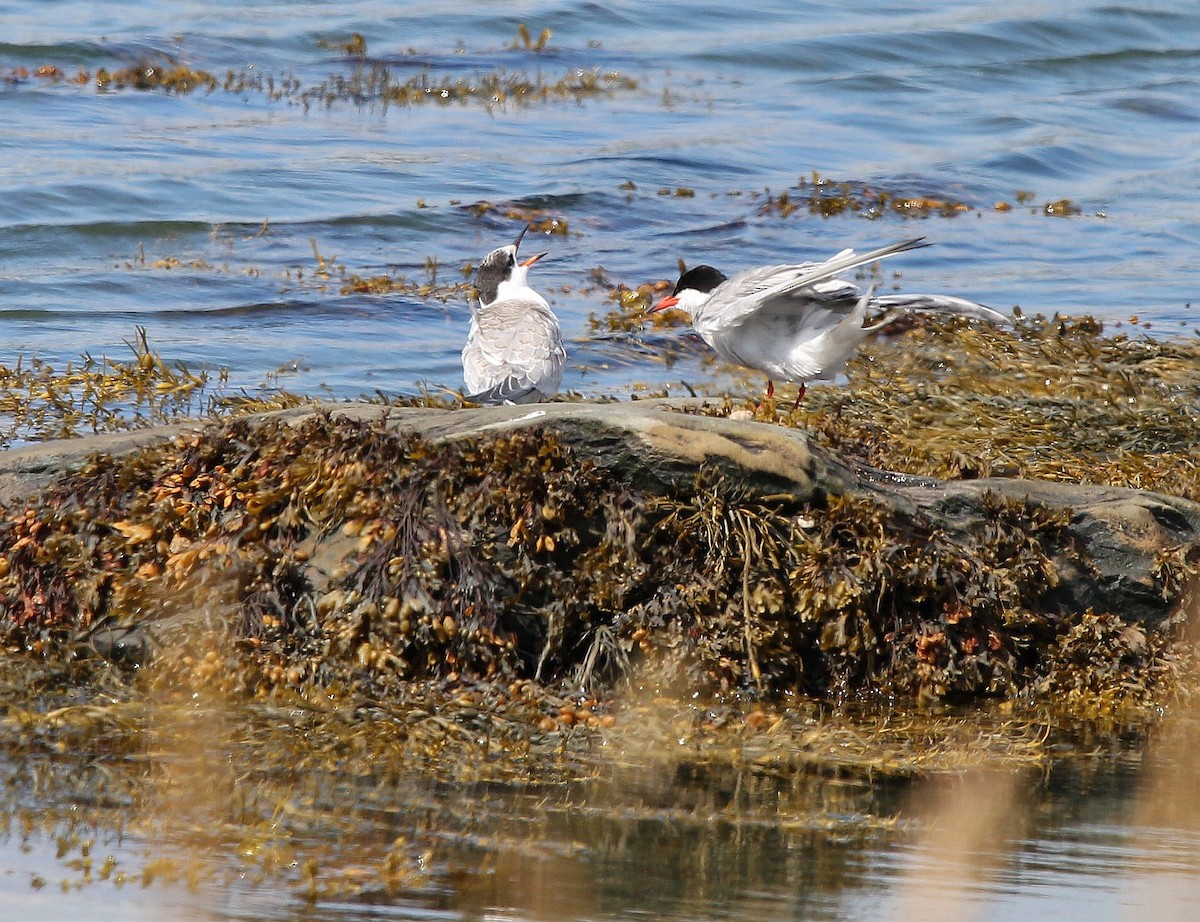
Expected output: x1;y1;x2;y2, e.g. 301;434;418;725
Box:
695;238;930;334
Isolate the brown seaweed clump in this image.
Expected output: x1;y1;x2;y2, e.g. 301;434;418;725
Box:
10;44;639;112
0;415;631;696
635;481;1078;701
0;407;1185;711
795;314;1200;498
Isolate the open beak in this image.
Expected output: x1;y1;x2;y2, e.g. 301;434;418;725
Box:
520;251;548;268
651;294;680;313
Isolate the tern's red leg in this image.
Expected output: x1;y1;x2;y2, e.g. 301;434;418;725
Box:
790;382;807;410
754;380;776;413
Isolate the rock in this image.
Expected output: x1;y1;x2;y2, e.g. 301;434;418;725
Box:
894;478;1200;630
0;420;206;505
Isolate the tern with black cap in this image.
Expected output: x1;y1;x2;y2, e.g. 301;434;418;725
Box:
652;238;1008;404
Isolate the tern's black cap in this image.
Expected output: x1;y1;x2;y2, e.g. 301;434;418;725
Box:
674;265;727;296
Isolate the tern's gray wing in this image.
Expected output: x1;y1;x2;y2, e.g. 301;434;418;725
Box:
704;275;859;348
694;238;929;334
462;298;566;404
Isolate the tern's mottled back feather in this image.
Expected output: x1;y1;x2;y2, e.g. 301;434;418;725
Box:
462;231;564;404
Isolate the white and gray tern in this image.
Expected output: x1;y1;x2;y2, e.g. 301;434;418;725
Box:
462;225;566;405
652;237;1009;402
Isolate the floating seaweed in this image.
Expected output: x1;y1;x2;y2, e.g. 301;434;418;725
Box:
758;173;973;220
510;23;553;52
743;174;1092;221
466;201;570;235
0;327;301;450
6;48;639;112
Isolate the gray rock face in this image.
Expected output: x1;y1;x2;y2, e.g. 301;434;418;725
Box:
2;398;1196;630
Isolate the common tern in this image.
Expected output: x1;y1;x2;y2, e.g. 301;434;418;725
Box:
651;237;1008;403
462;225;566;405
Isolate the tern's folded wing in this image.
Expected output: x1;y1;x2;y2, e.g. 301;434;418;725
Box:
464;378;547;406
462;300;566;402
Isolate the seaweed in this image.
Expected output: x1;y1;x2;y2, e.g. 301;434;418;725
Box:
0;327;302;450
0;402;1182;712
7;42;639;112
790;314;1200;497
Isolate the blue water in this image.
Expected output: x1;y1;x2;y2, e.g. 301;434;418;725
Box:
2;0;1197;401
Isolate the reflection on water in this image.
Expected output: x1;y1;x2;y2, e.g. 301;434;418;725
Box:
0;606;1197;922
1122;695;1200;919
881;770;1027;922
2;681;1199;922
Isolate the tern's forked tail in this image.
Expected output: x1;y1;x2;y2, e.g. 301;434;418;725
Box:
870;293;1011;327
